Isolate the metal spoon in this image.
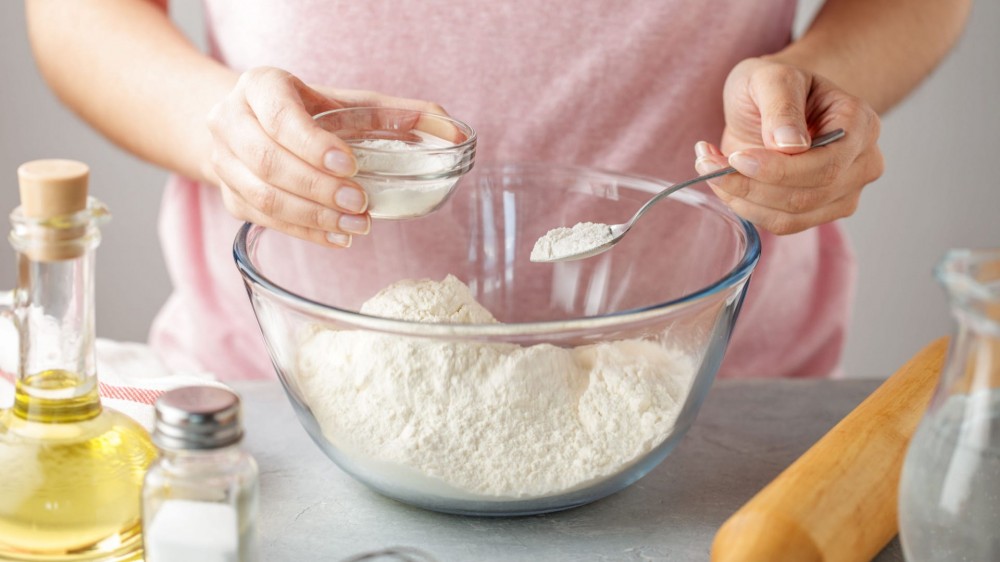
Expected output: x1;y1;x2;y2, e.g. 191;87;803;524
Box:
530;128;846;263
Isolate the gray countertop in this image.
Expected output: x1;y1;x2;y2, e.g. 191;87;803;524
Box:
236;379;902;562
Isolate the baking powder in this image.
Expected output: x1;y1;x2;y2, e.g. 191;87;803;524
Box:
297;276;695;499
349;137;458;219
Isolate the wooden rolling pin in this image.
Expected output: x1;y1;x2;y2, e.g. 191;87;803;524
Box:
711;337;949;562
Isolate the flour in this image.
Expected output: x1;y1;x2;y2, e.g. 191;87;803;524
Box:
349;136;460;219
359;274;497;324
297;275;696;499
530;222;615;262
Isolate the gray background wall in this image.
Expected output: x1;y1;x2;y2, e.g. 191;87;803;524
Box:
1;2;997;378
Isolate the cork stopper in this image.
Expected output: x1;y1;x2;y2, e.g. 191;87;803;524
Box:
18;159;90;218
15;159;92;261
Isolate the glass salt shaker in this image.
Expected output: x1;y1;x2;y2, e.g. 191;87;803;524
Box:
899;249;1000;561
143;386;260;561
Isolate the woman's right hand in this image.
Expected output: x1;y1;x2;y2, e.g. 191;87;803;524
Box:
205;66;448;248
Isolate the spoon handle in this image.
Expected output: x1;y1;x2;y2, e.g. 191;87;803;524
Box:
627;128;846;230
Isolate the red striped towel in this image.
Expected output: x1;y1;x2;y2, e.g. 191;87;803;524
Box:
0;369;164;405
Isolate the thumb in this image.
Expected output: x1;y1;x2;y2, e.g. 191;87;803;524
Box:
750;66;812;154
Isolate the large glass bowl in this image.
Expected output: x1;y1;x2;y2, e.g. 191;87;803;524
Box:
234;163;759;516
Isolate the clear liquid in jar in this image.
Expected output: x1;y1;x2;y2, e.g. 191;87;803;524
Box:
899;390;1000;561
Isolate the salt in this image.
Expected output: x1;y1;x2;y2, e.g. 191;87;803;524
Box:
144;500;239;562
142;387;259;561
530;222;615;262
349;136;460;219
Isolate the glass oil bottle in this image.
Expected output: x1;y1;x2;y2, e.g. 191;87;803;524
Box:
0;160;157;561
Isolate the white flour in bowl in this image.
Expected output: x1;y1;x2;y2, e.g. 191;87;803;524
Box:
349;137;460;219
530;222;615;262
296;275;695;499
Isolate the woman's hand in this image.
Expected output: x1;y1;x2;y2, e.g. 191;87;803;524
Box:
205;66;448;247
695;58;884;235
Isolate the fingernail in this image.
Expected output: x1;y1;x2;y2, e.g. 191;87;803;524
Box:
326;232;352;247
694;141;712;159
324;150;356;176
695;156;725;175
335;186;367;213
728;152;760;176
773;126;809;148
338;213;370;235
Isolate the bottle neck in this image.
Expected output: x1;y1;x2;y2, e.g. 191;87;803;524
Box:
941;321;1000;397
935;249;1000;403
12;233;102;422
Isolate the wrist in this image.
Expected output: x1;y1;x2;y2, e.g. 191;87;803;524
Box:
759;44;823;78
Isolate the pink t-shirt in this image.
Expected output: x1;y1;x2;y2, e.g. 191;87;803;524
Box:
151;0;855;380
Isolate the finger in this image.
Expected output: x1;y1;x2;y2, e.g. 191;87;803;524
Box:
718;152;878;213
416;113;465;144
722;136;862;194
240;68;358;177
326;87;450;115
724;124;869;190
749;65;812;153
219;110;369;214
694;141;723;159
712;186;862;235
214;148;371;236
317;87;465;143
318;106;463;144
725;87;880;187
219;182;353;248
695;153;732;191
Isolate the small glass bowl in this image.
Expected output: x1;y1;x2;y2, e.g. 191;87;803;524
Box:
313;107;476;220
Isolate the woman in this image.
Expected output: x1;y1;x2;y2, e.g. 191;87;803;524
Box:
25;0;970;379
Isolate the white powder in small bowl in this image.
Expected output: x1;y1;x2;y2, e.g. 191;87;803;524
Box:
349;135;462;220
530;222;615;262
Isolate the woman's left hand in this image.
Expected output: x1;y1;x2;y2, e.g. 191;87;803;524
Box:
695;57;884;235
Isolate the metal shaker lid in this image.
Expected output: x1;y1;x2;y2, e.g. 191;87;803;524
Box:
153;386;244;450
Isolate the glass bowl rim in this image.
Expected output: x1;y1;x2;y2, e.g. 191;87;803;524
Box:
312;106;478;154
233;162;761;337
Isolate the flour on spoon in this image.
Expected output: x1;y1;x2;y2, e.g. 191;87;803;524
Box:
530;222;614;262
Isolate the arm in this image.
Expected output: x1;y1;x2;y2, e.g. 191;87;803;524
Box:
695;0;972;235
26;0;234;183
773;0;972;115
26;0;444;247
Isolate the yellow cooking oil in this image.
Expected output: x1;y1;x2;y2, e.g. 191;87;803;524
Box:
0;369;157;561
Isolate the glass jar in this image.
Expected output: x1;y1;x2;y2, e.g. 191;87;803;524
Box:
899;248;1000;561
142;386;259;561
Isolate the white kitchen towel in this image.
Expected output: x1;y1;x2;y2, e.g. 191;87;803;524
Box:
0;317;225;431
